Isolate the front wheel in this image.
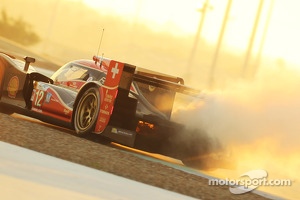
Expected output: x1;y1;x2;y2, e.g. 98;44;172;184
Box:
73;87;100;136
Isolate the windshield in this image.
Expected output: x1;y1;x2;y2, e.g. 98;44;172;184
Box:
51;62;106;83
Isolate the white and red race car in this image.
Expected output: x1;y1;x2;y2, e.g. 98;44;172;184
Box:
0;53;227;168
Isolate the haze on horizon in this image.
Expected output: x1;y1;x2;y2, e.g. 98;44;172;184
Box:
1;0;300;88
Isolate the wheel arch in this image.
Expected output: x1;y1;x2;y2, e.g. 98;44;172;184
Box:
71;82;101;127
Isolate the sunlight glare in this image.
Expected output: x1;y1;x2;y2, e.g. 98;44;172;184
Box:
83;0;201;35
83;0;300;66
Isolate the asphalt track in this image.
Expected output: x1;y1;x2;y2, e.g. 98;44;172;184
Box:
9;113;284;200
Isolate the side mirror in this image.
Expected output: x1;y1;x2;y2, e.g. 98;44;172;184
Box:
23;56;35;72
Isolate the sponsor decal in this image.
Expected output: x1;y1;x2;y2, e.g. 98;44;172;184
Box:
111;128;133;137
7;76;19;98
99;117;107;123
31;107;42;113
45;92;52;103
99;77;106;85
37;83;50;91
63;108;70;115
87;77;93;82
111;128;118;134
104;93;113;103
30;89;36;101
100;109;110;115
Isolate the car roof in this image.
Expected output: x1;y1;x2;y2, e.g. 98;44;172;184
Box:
72;58;112;73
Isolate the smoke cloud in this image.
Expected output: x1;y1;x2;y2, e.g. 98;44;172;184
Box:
173;66;300;176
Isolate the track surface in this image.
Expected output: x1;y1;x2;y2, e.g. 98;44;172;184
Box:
1;141;197;200
0;112;270;200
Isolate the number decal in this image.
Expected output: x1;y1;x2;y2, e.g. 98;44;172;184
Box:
34;90;45;107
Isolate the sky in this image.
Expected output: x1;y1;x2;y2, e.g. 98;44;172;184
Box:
1;0;300;87
82;0;300;66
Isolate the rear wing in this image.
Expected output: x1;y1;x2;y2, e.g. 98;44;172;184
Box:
135;68;185;84
92;56;199;97
132;73;200;97
130;72;200;120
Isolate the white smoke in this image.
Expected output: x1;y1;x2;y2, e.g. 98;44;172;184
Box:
175;66;300;145
173;65;300;174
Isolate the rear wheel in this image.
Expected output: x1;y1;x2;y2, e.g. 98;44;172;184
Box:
74;87;100;136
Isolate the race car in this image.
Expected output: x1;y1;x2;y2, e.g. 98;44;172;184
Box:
0;52;224;168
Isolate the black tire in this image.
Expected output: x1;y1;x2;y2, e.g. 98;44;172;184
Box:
74;87;100;136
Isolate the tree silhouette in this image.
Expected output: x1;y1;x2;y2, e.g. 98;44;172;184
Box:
0;10;40;46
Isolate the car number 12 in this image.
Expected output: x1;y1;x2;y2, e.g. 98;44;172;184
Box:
34;90;45;107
